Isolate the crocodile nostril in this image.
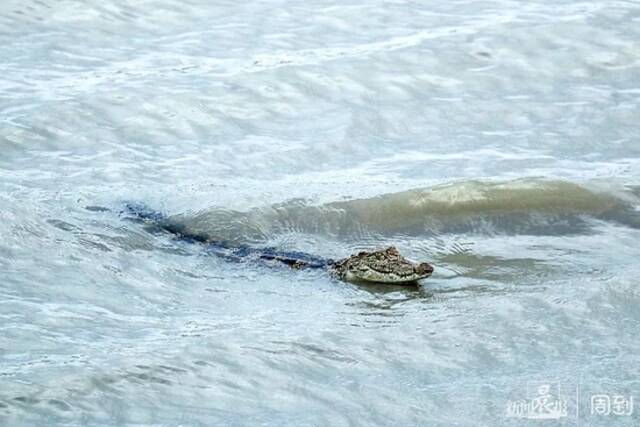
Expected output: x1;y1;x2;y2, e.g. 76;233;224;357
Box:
415;262;434;275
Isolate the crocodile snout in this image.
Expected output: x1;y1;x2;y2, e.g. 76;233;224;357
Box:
415;262;434;276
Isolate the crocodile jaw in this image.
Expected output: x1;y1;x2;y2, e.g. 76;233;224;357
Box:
344;268;432;284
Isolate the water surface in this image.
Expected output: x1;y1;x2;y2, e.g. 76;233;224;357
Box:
1;0;640;425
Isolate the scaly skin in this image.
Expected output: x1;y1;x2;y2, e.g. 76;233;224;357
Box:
113;203;435;285
330;246;434;284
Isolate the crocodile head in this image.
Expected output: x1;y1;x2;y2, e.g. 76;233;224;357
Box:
332;246;434;284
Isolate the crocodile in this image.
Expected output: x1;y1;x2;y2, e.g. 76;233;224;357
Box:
94;203;434;285
330;245;434;284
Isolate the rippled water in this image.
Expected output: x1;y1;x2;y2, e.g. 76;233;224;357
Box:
2;1;640;425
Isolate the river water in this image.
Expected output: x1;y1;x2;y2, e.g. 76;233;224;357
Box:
1;1;640;426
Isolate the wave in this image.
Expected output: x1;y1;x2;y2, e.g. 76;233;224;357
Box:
169;179;639;241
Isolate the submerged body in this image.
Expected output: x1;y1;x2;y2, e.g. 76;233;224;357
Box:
115;203;434;285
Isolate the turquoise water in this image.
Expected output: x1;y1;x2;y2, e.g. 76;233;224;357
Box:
1;1;640;425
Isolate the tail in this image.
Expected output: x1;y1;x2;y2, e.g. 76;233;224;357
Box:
86;202;331;269
123;202;170;223
86;202;216;243
86;202;168;223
